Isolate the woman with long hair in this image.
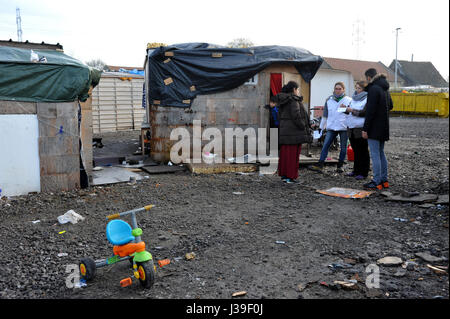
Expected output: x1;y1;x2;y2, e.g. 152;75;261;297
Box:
276;81;311;184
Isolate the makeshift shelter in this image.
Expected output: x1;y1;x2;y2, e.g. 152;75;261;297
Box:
143;43;323;162
0;46;101;197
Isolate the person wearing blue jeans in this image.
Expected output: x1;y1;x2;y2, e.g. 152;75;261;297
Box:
310;82;352;173
319;130;348;164
362;68;393;190
367;139;388;187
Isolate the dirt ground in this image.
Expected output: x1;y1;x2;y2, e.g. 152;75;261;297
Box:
0;116;448;300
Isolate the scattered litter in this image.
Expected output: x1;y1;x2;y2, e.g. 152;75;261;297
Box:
58;230;66;235
167;161;173;166
92;166;104;171
57;253;68;257
403;261;418;271
227;154;255;164
202;152;218;162
377;256;403;266
185;252;196;260
232;291;247;297
316;187;373;199
75;279;87;288
31;220;41;224
333;280;358;290
158;259;171;267
120;277;132;287
174;257;183;262
128;176;137;185
233;192;244;195
328;262;354;270
275;240;286;244
57;210;85;225
351;273;363;283
343;258;357;265
393;217;408;222
427;264;448;275
319;281;329;287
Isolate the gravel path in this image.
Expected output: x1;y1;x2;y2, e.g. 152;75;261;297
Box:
0;116;448;299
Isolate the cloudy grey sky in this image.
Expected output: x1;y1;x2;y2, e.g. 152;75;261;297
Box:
1;0;449;79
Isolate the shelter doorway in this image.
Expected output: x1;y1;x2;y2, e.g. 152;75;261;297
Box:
268;73;282;149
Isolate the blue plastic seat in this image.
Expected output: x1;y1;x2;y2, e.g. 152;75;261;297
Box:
106;220;135;246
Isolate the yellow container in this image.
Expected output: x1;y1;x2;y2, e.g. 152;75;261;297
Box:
390;92;449;117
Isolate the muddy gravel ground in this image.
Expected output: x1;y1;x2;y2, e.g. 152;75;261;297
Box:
0;116;448;300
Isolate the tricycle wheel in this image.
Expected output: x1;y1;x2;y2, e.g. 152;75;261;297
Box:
79;258;96;281
136;261;155;289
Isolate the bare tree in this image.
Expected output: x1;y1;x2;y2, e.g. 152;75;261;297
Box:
227;38;254;48
85;59;109;71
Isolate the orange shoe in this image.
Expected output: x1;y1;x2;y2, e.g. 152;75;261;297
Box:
382;181;389;189
363;181;383;190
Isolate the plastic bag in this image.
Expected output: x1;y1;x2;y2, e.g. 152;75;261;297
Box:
57;210;85;224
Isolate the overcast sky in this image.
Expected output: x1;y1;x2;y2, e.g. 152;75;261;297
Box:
1;0;449;79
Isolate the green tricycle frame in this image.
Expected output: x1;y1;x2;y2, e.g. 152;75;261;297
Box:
79;205;156;288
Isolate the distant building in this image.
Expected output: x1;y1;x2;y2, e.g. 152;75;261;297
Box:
106;65;144;72
310;57;405;114
0;39;63;51
388;60;448;88
323;57;405;88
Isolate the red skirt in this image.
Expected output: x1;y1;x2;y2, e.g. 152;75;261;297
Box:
278;144;301;180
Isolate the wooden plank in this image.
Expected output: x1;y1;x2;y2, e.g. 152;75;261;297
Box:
40;172;80;193
0;100;37;114
186;163;258;174
38;136;79;156
40;155;80;174
141;165;186;174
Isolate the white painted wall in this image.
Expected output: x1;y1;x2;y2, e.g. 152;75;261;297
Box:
311;69;354;118
0;114;41;197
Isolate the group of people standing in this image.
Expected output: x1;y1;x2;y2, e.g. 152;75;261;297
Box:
270;68;393;190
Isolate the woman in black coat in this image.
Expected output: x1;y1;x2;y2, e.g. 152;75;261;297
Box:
275;81;312;184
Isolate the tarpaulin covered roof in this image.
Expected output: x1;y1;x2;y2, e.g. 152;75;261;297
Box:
0;46;101;103
146;43;324;108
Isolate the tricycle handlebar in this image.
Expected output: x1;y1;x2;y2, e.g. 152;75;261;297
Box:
106;205;155;221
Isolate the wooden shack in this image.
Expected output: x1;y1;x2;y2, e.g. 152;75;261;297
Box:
143;44;323;163
0;44;99;197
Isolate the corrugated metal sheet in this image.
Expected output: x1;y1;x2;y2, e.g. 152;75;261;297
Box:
91;75;146;133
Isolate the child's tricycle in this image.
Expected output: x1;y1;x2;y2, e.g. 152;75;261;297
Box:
79;205;156;288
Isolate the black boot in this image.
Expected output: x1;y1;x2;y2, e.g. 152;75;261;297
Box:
336;161;344;173
309;161;324;172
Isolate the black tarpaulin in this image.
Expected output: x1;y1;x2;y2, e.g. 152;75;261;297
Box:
146;43;323;108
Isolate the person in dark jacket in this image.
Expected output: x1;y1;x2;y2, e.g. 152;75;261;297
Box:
361;68;393;190
264;95;280;128
275;81;312;184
